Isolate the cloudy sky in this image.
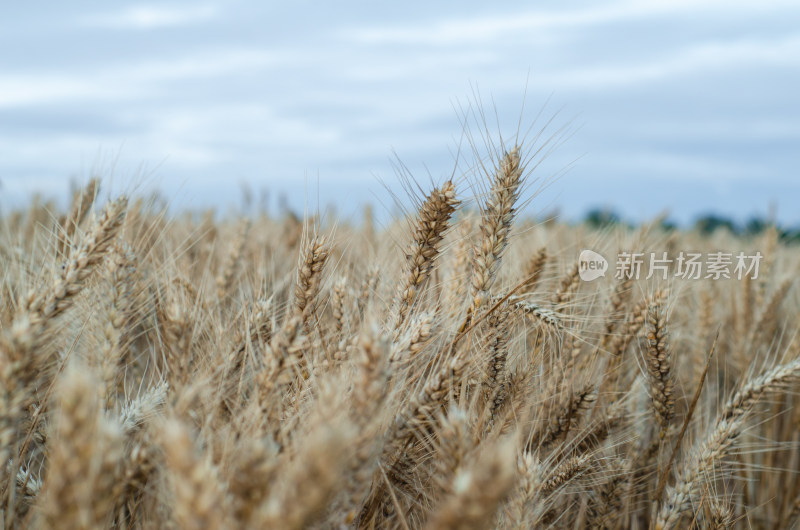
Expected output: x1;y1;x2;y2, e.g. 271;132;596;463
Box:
1;1;798;225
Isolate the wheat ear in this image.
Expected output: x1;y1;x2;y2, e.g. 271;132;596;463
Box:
161;419;227;530
393;180;459;331
38;363;124;529
293;234;330;327
656;357;800;529
645;302;675;438
468;147;524;320
423;438;517;530
57;178;99;258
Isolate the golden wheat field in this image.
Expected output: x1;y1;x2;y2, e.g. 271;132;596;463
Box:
0;135;798;529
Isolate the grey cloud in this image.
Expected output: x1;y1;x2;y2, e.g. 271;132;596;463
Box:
1;0;798;226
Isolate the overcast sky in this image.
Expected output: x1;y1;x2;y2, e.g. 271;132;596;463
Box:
1;1;798;225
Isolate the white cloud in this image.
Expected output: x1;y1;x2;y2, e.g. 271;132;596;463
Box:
0;49;281;107
344;0;800;46
139;105;343;151
79;4;218;30
536;34;800;89
0;76;118;108
597;150;768;182
345;6;629;45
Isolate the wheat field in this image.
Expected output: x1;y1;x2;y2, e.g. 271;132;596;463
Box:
0;135;798;529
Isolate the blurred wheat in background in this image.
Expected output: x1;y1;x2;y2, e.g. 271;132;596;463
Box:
0;120;798;529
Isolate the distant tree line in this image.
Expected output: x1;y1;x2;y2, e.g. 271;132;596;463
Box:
582;208;800;243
